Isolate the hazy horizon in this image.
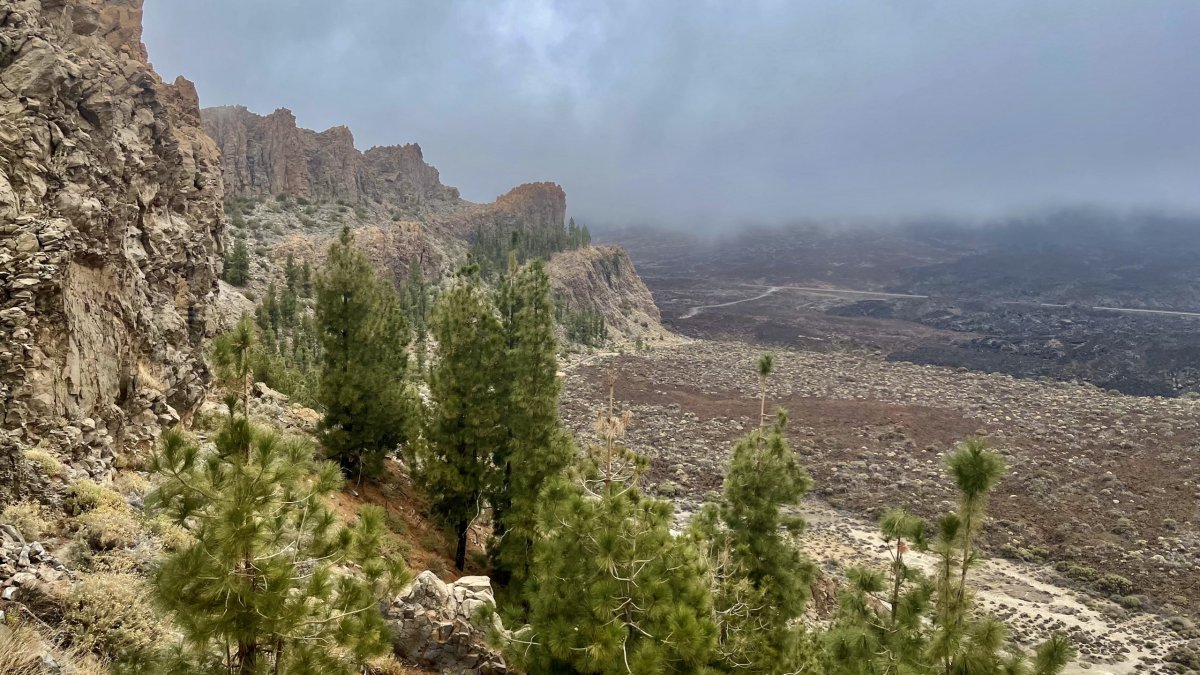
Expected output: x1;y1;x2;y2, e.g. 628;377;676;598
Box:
144;1;1200;230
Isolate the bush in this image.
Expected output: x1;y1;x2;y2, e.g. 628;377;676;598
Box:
74;506;141;550
147;515;193;552
113;472;151;497
23;447;63;478
62;573;163;662
1;501;54;540
65;480;126;516
1096;573;1135;596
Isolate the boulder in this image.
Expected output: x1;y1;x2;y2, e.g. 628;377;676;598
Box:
386;571;506;674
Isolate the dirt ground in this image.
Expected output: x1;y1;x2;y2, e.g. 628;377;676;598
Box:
560;339;1200;673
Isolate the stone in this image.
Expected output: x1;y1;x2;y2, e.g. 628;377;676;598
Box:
387;571;507;674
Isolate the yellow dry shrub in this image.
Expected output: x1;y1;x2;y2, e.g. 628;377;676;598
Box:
75;505;141;550
1;501;55;541
62;573;163;662
113;471;152;497
0;622;110;675
23;447;63;478
64;479;126;516
0;623;45;675
366;655;412;675
148;515;194;552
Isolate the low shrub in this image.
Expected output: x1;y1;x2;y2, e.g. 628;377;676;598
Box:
1;501;54;541
62;573;163;662
75;506;141;550
23;447;63;478
65;479;126;516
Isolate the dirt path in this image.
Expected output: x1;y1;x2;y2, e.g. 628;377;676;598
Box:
680;286;780;318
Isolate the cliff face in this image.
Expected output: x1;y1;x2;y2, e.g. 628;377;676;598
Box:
547;246;666;343
202;105;459;207
0;0;223;468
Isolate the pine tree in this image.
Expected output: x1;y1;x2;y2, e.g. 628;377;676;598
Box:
281;286;298;327
148;328;405;675
315;226;412;479
422;269;505;571
824;438;1074;675
284;253;299;292
489;259;575;602
690;354;817;672
300;261;313;298
223;236;251;286
504;371;718;674
264;282;281;332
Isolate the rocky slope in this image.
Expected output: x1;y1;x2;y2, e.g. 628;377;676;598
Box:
203;105;663;342
0;0;223;494
547;246;668;343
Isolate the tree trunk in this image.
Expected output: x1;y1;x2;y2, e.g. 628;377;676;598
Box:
236;641;257;674
455;519;469;571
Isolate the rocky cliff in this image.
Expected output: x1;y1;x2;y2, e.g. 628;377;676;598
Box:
202;105;460;208
0;0;223;479
547;246;666;343
204;103;665;345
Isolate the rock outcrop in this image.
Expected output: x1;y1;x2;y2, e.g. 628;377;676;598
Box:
204;104;667;343
0;0;223;487
548;246;666;343
385;571;507;674
201;105;460;207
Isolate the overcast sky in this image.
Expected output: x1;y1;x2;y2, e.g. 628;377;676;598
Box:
143;1;1200;229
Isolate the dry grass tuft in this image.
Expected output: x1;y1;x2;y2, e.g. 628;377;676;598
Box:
23;446;63;478
1;501;56;541
62;572;163;663
64;479;127;516
0;623;47;675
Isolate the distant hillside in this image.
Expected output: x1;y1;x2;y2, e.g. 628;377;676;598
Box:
201;105;664;343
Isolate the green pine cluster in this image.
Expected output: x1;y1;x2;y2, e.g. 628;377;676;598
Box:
824;438;1074;675
200;222;1079;675
469;216;592;279
146;327;405;675
414;260;573;577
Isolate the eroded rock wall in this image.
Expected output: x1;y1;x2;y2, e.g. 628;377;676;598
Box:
202;104;460;207
0;0;223;462
547;245;666;343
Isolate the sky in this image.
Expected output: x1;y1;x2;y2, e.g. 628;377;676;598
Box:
143;1;1200;230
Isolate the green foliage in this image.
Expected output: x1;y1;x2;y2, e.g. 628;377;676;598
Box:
489;260;575;604
824;438;1074;675
506;390;717;674
223;236;251;286
689;357;816;673
469;216;592;279
558;302;608;346
420;270;505;570
315;227;413;478
148;409;405;675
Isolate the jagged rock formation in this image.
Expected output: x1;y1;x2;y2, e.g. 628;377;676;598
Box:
0;0;223;487
386;571;507;674
204;103;666;344
202;105;460;207
548;246;666;342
